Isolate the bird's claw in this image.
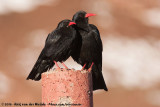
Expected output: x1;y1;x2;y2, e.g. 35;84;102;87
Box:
87;62;94;72
88;68;92;72
61;62;69;69
53;60;61;69
81;63;86;71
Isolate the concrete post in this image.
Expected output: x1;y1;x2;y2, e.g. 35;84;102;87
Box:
42;68;93;107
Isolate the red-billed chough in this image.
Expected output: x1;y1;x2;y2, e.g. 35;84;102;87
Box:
71;11;108;91
27;19;77;81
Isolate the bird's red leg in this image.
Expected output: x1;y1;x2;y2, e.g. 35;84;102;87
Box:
88;62;94;72
53;60;60;69
81;63;86;71
61;62;69;69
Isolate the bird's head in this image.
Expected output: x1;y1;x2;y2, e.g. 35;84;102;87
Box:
57;19;76;29
72;10;96;27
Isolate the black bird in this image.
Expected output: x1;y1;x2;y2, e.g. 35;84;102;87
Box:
71;11;108;91
27;19;77;80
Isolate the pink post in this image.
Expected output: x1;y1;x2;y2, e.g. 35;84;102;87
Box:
42;68;93;107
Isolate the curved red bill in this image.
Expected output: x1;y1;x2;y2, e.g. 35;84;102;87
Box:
68;22;76;26
85;13;96;18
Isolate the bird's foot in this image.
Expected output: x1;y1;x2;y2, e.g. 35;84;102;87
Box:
61;62;69;69
81;63;86;71
53;60;61;69
88;62;94;72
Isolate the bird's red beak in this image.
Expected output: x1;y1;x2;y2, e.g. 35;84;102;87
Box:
68;22;76;26
85;13;96;18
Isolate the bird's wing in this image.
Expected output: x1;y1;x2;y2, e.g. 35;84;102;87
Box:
43;29;75;57
89;24;103;52
88;25;107;91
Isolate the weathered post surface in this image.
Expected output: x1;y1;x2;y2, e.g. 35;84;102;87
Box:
42;68;93;107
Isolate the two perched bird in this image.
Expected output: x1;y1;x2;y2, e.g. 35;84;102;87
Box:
27;10;108;91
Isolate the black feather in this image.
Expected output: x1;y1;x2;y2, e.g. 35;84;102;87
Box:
72;11;108;91
27;19;77;80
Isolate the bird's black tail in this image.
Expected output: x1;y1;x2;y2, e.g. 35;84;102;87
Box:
26;52;54;81
91;64;108;91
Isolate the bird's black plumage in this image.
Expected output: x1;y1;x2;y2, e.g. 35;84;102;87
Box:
71;11;108;91
27;19;77;80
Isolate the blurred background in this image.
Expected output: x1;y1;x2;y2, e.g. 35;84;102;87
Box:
0;0;160;107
